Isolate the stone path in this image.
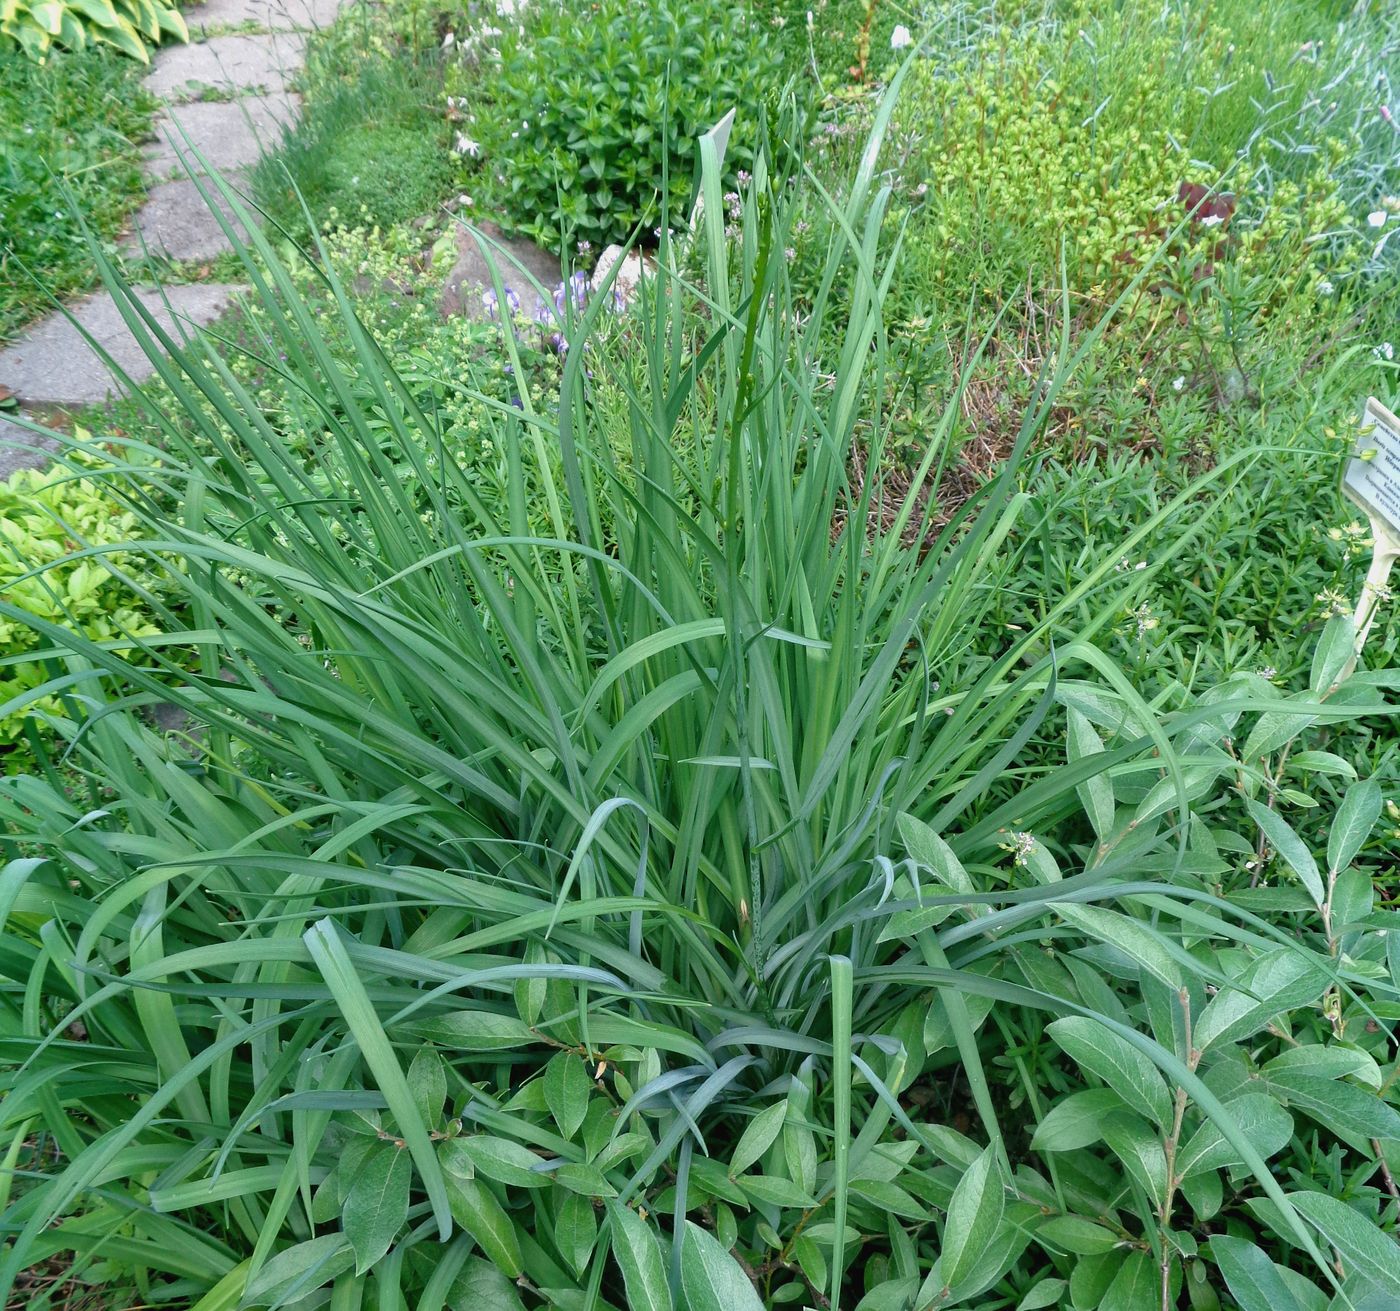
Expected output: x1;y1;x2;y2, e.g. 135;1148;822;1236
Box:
0;0;345;474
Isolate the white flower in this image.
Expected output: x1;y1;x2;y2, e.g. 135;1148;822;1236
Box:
1318;279;1335;295
1172;375;1185;391
454;132;481;158
891;24;912;49
806;8;813;27
1200;213;1224;228
1376;342;1396;361
1368;210;1389;228
441;30;455;47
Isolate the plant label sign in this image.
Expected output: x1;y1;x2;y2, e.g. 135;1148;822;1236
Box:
1341;396;1400;666
1344;397;1400;542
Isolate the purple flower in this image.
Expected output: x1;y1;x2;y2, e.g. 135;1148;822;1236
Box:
568;270;590;309
482;287;520;319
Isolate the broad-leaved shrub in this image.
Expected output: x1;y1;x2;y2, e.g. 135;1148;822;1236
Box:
445;0;782;253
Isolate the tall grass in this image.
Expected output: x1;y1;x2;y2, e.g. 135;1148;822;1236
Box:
2;71;1399;1311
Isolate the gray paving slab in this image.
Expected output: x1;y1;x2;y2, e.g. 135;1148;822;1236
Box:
183;0;348;30
145;32;305;101
0;413;59;481
145;93;299;179
0;285;245;407
124;176;259;260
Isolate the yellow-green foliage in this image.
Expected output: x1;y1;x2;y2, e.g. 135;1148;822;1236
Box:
1;457;164;752
2;0;186;64
894;4;1365;300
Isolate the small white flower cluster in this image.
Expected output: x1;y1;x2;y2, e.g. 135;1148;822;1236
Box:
891;24;912;49
1128;602;1159;639
1315;587;1353;619
1375;342;1395;362
1001;830;1037;867
1327;521;1374;559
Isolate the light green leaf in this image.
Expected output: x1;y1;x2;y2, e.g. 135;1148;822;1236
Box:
940;1145;1003;1291
304;920;451;1239
1031;1088;1124;1151
405;1010;537;1050
1052;902;1181;987
729;1101;787;1179
544;1052;593;1141
343;1144;410;1274
1262;1044;1380;1089
1211;1235;1306;1311
1102;1115;1169;1207
1047;1017;1172;1125
1100;1250;1156;1311
407;1045;447;1130
607;1202;672;1311
243;1236;354;1307
1328;780;1382;876
553;1192;597;1275
459;1135;549;1189
1246;802;1323;906
444;1174;523;1277
1287;1191;1400;1294
1194;951;1329;1052
1176;1094;1294;1177
1311;614;1355;695
1017;1278;1069;1311
739;1175;818;1210
1068;706;1115;841
897;814;974;893
447;1256;526;1311
1036;1215;1121;1255
1266;1072;1400;1143
679;1220;763;1311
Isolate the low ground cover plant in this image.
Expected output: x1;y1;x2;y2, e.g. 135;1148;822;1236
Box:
0;450;170;767
252;44;456;242
5;74;1400;1311
1;45;158;338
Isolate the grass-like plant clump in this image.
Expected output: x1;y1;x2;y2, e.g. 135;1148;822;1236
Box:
251;52;456;241
5;62;1400;1311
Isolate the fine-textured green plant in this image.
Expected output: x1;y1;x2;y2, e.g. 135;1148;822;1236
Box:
252;52;456;241
6;79;1400;1311
1;0;185;64
445;0;782;253
1;44;157;338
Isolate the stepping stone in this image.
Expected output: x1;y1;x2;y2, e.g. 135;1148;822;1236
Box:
145;32;305;101
124;176;259;261
145;93;300;179
0;285;245;408
0;412;59;481
183;0;348;31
